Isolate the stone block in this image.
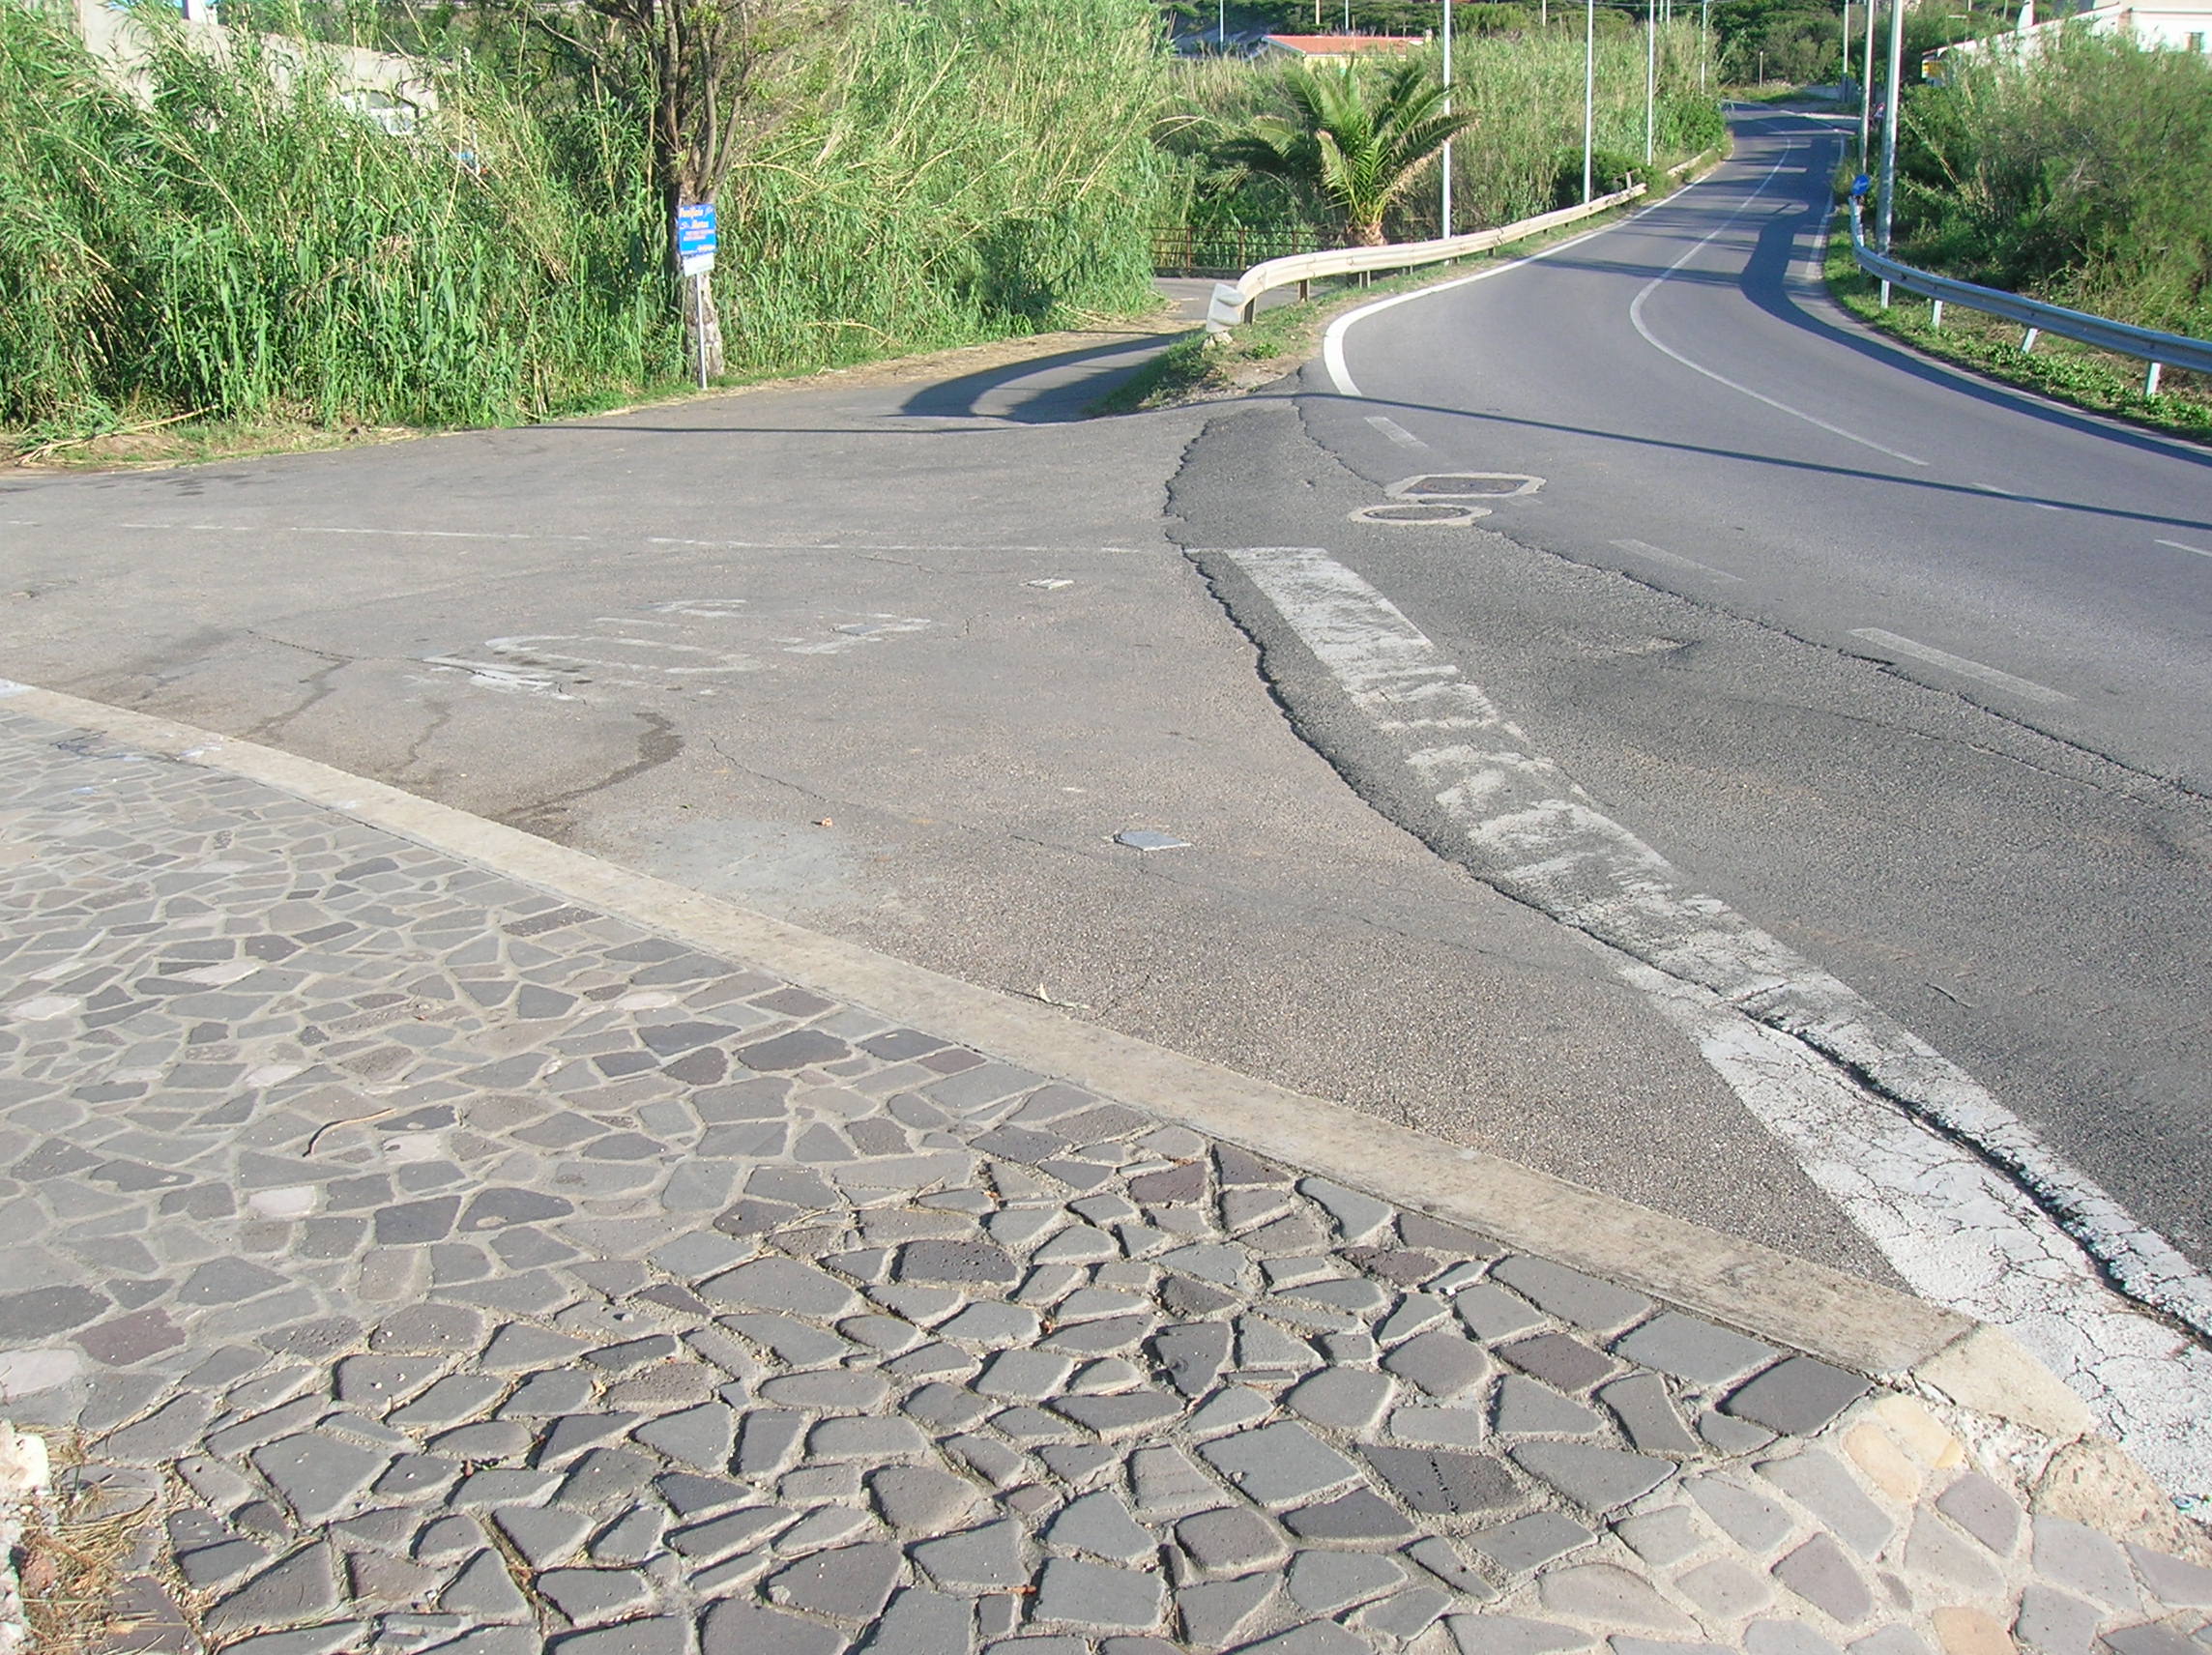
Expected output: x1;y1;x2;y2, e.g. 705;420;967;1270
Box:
1471;1513;1597;1574
1510;1441;1676;1512
1491;1257;1652;1331
1771;1533;1875;1625
1725;1358;1869;1437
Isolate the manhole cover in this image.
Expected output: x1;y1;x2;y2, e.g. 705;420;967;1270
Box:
1348;503;1492;526
1389;472;1545;500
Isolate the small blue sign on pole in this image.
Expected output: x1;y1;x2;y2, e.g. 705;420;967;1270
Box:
676;202;717;276
1848;173;1873;199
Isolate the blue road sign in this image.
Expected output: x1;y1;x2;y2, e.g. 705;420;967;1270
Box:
1849;173;1873;199
676;202;717;275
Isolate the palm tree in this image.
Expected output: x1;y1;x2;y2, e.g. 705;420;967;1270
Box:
1223;55;1476;247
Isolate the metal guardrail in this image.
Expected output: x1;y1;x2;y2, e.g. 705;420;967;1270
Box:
1207;184;1647;332
1849;202;2212;394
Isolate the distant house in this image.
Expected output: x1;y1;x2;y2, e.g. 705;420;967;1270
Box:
68;0;437;127
1258;32;1428;61
1925;0;2212;73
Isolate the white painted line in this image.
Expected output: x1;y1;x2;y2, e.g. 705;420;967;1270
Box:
1365;415;1429;450
1209;542;2212;1498
1625;153;1931;468
2157;537;2212;560
1611;537;1743;581
1848;627;2074;705
1970;482;2060;512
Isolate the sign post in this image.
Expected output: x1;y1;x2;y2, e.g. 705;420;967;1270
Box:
675;202;718;391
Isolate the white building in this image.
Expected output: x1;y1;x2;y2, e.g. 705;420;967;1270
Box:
1927;0;2212;73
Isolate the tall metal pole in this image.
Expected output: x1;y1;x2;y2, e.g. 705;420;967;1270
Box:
1217;0;1225;51
1701;0;1709;91
1842;1;1850;94
1644;0;1656;163
1583;0;1596;202
1441;0;1454;236
1859;0;1877;165
1876;0;1905;252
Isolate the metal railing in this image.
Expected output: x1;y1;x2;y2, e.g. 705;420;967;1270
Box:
1205;185;1647;332
1849;202;2212;395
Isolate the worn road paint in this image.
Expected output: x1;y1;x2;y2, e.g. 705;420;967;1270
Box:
1366;415;1430;450
1610;538;1744;582
2156;538;2212;560
1207;542;2212;1497
1848;627;2074;706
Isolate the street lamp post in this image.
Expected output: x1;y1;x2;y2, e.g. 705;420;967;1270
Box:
1645;0;1656;163
1441;0;1455;236
1877;0;1905;256
1859;0;1877;165
1583;0;1596;202
1702;0;1710;91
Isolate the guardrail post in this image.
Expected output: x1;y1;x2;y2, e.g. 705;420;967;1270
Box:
1930;299;1943;330
2146;362;2163;397
1879;279;1891;309
2022;327;2039;353
1297;279;1310;302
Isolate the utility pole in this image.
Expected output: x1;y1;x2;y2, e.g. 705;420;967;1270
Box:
1645;0;1656;163
1877;0;1905;253
1702;0;1710;90
1441;0;1455;236
1859;0;1877;164
1583;0;1596;201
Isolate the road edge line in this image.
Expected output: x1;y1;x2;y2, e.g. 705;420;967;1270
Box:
7;676;2075;1409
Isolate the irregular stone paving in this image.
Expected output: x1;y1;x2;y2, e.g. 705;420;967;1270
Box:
0;705;2207;1655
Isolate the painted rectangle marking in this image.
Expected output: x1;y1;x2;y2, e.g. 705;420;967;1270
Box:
1848;627;2073;705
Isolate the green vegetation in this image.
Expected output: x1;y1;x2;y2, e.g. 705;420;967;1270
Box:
1216;57;1477;244
1;0;1168;449
1163;24;1722;248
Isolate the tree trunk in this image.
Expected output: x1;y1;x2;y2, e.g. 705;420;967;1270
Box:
1350;220;1388;247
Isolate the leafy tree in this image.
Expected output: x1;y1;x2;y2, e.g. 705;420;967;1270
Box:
1219;54;1475;244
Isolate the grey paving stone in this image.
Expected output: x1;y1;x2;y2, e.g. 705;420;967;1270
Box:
1446;1614;1599;1655
1454;1285;1547;1343
1237;1622;1375;1655
437;1552;532;1621
2128;1542;2212;1608
700;1257;861;1318
668;1505;795;1562
591;1506;668;1566
1200;1422;1362;1508
1472;1512;1599;1574
1177;1506;1290;1573
1497;1334;1616;1393
2016;1583;2106;1655
1756;1452;1895;1559
860;1586;973;1655
102;1394;218;1462
1159;1243;1253;1289
1608;1640;1732;1655
1489;1257;1652;1331
1177;1575;1278;1647
765;1542;904;1619
2034;1517;2143;1611
1597;1375;1702;1456
1389;1405;1491;1451
1608;1311;1780;1387
1510;1442;1676;1513
1744;1622;1847;1655
1904;1508;2007;1599
2102;1628;2202;1655
655;1472;751;1519
1538;1563;1697;1636
698;1599;852;1655
1677;1556;1776;1618
1496;1375;1604;1437
1771;1533;1875;1625
632;1402;739;1471
1382;1328;1490;1400
491;1505;594;1568
897;1238;1020;1286
1724;1358;1868;1437
219;1624;372;1655
913;1520;1027;1590
202;1543;342;1637
806;1415;929;1460
1408;1535;1496;1600
548;1615;690;1655
538;1566;655;1626
975;1349;1076;1401
1849;1633;1936;1655
1362;1445;1518;1516
1033;1556;1166;1632
1288;1550;1410;1613
1683;1473;1797;1553
869;1466;979;1533
1054;1391;1186;1439
1286;1368;1397;1434
1050;1491;1157;1564
1353;1584;1454;1641
251;1434;390;1524
1614;1506;1709;1568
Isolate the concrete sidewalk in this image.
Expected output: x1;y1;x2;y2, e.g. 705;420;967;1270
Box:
0;686;2205;1655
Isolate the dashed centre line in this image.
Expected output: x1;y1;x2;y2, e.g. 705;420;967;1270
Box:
1610;538;1743;582
1364;415;1430;450
2156;537;2212;560
1848;627;2074;706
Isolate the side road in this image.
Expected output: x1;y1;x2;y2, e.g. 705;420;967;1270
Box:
1;685;2204;1655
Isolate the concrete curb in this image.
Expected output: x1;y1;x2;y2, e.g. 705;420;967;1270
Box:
0;679;2086;1442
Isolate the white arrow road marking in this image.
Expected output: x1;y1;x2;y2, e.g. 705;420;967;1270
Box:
1208;543;2212;1499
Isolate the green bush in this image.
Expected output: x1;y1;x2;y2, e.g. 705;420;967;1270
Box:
1552;144;1645;205
1896;29;2212;337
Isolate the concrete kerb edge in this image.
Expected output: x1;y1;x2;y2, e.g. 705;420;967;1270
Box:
0;677;2081;1437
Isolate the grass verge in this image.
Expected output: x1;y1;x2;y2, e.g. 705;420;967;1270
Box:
1823;220;2212;445
15;1433;160;1655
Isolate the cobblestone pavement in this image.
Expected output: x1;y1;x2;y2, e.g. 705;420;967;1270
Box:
2;702;2208;1655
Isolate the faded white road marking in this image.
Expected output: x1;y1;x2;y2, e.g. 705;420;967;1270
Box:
2157;537;2212;560
1365;415;1430;450
1969;482;2061;512
1625;155;1931;469
1208;542;2212;1498
1611;538;1743;581
1848;627;2073;706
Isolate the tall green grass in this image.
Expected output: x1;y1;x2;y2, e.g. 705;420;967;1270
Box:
0;0;1170;441
1896;31;2212;340
1162;25;1722;242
